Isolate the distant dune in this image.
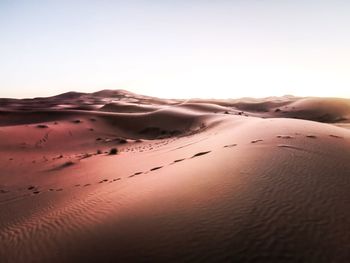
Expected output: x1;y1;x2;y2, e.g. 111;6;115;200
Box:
0;90;349;262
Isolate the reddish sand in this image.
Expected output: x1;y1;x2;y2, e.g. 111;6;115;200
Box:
0;90;350;262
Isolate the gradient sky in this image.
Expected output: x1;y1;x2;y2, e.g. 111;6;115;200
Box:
1;0;350;99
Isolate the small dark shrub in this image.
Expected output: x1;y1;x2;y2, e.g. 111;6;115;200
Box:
109;148;118;155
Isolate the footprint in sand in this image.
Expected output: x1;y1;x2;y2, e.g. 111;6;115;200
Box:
112;178;121;181
129;172;143;177
173;158;186;163
33;191;40;194
83;184;91;187
277;135;293;139
224;144;237;148
150;166;163;171
191;151;211;158
74;184;80;187
0;189;8;194
98;179;108;184
48;188;63;192
251;139;263;143
306;135;317;139
277;144;304;151
27;186;36;190
329;134;343;139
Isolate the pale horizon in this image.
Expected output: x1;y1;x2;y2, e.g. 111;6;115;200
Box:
3;88;350;101
1;1;350;99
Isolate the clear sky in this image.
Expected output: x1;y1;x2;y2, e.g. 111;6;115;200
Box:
1;0;350;99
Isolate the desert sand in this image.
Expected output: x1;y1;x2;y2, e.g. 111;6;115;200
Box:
0;90;350;262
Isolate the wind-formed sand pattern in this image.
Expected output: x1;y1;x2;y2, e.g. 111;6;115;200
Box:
0;90;350;262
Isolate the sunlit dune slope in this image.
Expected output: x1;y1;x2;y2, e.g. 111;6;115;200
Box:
0;90;350;262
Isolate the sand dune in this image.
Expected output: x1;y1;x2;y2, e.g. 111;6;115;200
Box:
272;97;350;122
0;90;350;262
100;102;159;113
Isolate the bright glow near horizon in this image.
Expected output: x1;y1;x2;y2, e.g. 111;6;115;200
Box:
1;1;350;99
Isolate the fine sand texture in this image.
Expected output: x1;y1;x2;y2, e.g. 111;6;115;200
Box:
0;90;350;262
